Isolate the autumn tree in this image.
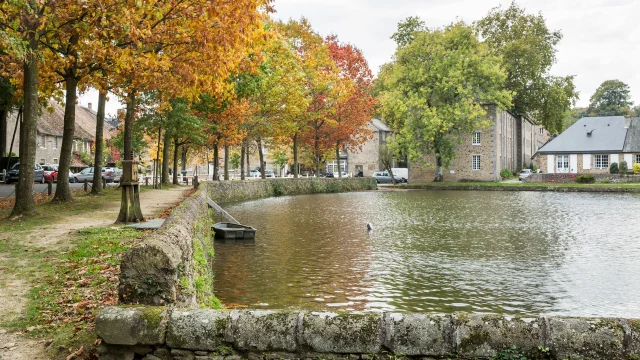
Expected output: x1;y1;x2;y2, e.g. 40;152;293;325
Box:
325;36;376;178
587;80;634;116
476;2;577;133
378;22;511;182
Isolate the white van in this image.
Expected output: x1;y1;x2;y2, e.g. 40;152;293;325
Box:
391;168;408;182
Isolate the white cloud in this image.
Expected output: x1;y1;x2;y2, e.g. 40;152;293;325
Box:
79;0;640;112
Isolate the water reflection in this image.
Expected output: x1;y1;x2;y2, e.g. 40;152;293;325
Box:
213;190;640;316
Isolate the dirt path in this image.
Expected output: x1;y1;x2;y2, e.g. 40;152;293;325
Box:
0;186;190;360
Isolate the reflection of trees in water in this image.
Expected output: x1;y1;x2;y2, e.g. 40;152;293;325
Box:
213;191;640;316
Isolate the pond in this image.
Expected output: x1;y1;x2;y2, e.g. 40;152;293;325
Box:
212;190;640;317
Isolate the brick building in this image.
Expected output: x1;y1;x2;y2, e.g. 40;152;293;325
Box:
535;116;640;174
410;106;550;182
3;102;115;169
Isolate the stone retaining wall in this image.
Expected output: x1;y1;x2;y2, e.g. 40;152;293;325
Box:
524;173;640;184
399;183;640;193
207;178;377;204
96;307;640;360
118;187;214;307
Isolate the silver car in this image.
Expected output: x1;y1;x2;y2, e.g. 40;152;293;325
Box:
518;169;533;181
372;171;404;184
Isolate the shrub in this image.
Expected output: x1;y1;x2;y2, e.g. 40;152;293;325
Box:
500;168;512;180
600;178;611;184
619;160;628;175
634;163;640;174
609;162;619;174
575;174;595;184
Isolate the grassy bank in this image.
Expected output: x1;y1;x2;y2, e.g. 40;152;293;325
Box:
394;181;640;191
3;227;145;358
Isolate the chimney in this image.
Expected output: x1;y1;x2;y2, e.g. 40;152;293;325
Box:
88;102;92;110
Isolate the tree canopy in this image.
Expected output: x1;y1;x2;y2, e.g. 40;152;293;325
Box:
587;80;634;116
476;1;578;133
378;22;511;181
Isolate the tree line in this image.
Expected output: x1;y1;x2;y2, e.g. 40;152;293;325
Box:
0;1;376;221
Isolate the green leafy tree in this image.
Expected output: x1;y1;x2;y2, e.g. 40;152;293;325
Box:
378;22;511;182
587;80;633;116
476;1;578;133
564;107;587;129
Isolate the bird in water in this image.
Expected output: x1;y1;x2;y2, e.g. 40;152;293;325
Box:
367;223;373;231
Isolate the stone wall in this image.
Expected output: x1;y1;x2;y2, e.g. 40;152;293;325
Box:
207;178;377;204
96;307;640;360
524;173;640;184
119;187;214;307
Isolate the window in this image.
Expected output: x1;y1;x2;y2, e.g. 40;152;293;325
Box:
53;158;59;164
636;154;640;164
40;159;45;165
53;137;58;149
557;155;569;172
472;155;481;170
595;155;609;169
539;128;544;135
472;132;481;145
38;134;46;148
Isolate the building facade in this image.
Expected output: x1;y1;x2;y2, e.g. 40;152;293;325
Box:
535;116;640;174
4;102;114;167
410;106;550;182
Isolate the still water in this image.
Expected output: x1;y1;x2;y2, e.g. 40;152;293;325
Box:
213;190;640;316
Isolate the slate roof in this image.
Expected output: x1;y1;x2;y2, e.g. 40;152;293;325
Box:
10;102;115;140
537;116;628;154
623;117;640;152
371;118;391;132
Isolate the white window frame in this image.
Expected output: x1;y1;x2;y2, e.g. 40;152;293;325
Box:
472;155;481;170
39;134;46;148
636;154;640;164
539;128;544;135
472;132;481;145
327;160;347;173
53;158;59;164
556;155;569;173
595;154;609;169
53;137;58;149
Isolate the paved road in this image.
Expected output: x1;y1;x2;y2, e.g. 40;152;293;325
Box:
0;182;120;198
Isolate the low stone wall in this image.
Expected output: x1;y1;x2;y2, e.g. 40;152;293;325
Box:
524;173;640;184
96;307;640;360
118;187;215;307
398;183;640;193
207;178;377;204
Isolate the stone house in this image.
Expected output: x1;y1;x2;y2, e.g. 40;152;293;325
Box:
326;119;394;176
535;116;640;174
4;102;114;168
410;106;550;182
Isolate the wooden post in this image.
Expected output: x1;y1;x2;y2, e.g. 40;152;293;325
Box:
47;181;52;196
145;177;149;186
84;179;88;191
103;178;106;189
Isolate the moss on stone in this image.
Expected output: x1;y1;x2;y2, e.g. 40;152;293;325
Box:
459;328;491;352
140;306;167;329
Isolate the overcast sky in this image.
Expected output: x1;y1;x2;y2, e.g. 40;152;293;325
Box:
79;0;640;117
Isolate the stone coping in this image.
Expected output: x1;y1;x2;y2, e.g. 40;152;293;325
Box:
96;307;640;359
398;183;640;193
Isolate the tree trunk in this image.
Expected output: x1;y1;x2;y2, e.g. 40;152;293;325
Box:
434;155;444;182
52;76;77;202
258;137;265;179
213;143;219;180
91;91;106;194
246;140;250;176
388;167;396;185
240;139;245;180
0;109;6;157
116;91;143;223
293;133;299;178
154;127;162;188
224;144;229;180
11;43;38;217
161;129;170;185
336;141;342;178
181;145;187;172
172;136;179;185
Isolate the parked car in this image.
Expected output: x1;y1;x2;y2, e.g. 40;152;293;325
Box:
322;172;334;178
5;163;45;184
372;171;404;184
113;168;123;183
518;169;533;181
250;169;261;178
73;167;118;183
42;164;58;183
264;170;275;178
333;171;350;178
